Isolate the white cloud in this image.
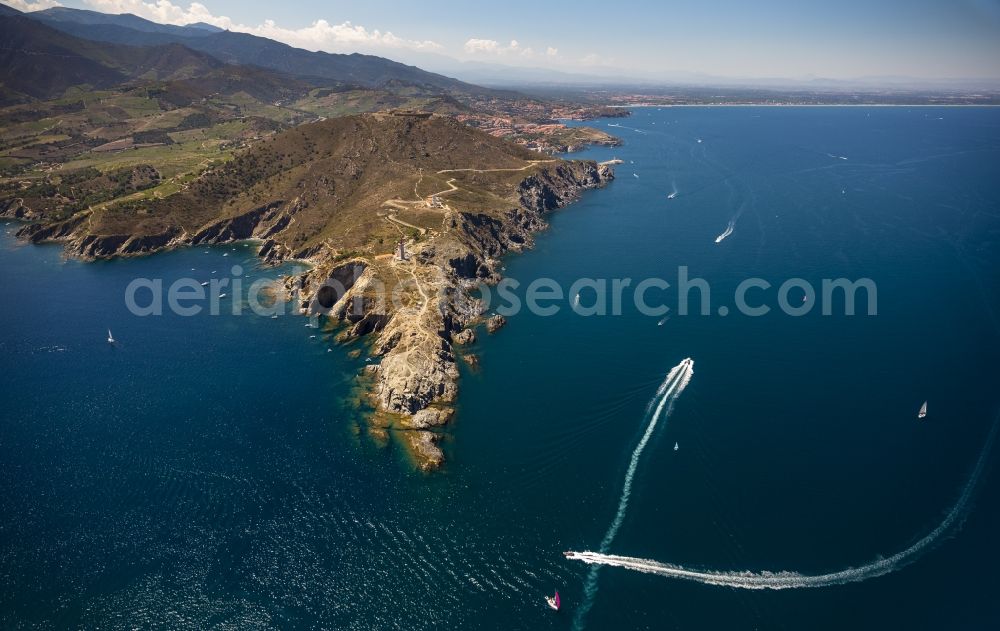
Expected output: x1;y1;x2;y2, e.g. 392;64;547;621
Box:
83;0;443;52
463;38;500;54
546;47;558;57
6;0;62;11
463;38;541;58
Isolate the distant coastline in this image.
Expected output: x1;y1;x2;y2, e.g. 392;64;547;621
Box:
606;102;1000;107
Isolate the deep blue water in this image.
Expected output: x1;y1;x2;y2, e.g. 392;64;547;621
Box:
2;107;999;629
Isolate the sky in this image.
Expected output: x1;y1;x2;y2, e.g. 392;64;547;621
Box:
8;0;1000;83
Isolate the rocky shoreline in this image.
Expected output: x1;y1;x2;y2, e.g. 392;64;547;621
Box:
5;114;614;471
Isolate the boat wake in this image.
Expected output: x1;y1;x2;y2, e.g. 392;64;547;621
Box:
607;122;648;135
567;407;1000;591
714;221;735;243
715;196;750;244
573;358;694;629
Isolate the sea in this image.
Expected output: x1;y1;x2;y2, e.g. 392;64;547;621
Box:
1;106;999;629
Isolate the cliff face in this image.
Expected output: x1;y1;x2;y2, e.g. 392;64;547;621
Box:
11;113;613;471
0;197;38;220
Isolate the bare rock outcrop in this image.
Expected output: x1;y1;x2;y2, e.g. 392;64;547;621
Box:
452;328;476;345
486;314;506;333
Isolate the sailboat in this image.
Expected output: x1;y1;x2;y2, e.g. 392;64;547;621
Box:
107;329;115;344
918;401;928;419
545;590;560;611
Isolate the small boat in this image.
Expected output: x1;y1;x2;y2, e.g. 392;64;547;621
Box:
657;315;669;326
107;329;115;344
697;138;703;143
633;173;639;179
545;590;560;611
222;253;228;257
271;314;278;319
218;293;227;298
674;442;679;451
918;401;928;419
200;281;209;286
573;293;580;306
667;192;677;199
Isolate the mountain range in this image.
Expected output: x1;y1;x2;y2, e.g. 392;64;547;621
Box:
10;4;496;97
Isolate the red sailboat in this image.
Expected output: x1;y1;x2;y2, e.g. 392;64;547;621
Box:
545;590;560;611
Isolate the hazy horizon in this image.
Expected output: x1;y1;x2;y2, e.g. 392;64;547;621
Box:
7;0;1000;89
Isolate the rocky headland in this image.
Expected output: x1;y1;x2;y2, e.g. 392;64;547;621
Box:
5;112;613;470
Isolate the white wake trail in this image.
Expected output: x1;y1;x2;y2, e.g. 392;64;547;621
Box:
573;359;694;629
568;407;1000;590
714;221;735;243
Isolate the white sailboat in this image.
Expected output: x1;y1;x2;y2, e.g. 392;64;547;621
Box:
107;329;115;344
918;401;928;419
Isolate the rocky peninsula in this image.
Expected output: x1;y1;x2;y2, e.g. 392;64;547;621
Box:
5;112;613;470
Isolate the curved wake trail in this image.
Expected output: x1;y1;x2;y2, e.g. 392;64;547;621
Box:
568;407;1000;590
572;358;694;630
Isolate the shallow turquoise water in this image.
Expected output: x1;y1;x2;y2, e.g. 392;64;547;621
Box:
2;107;999;629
